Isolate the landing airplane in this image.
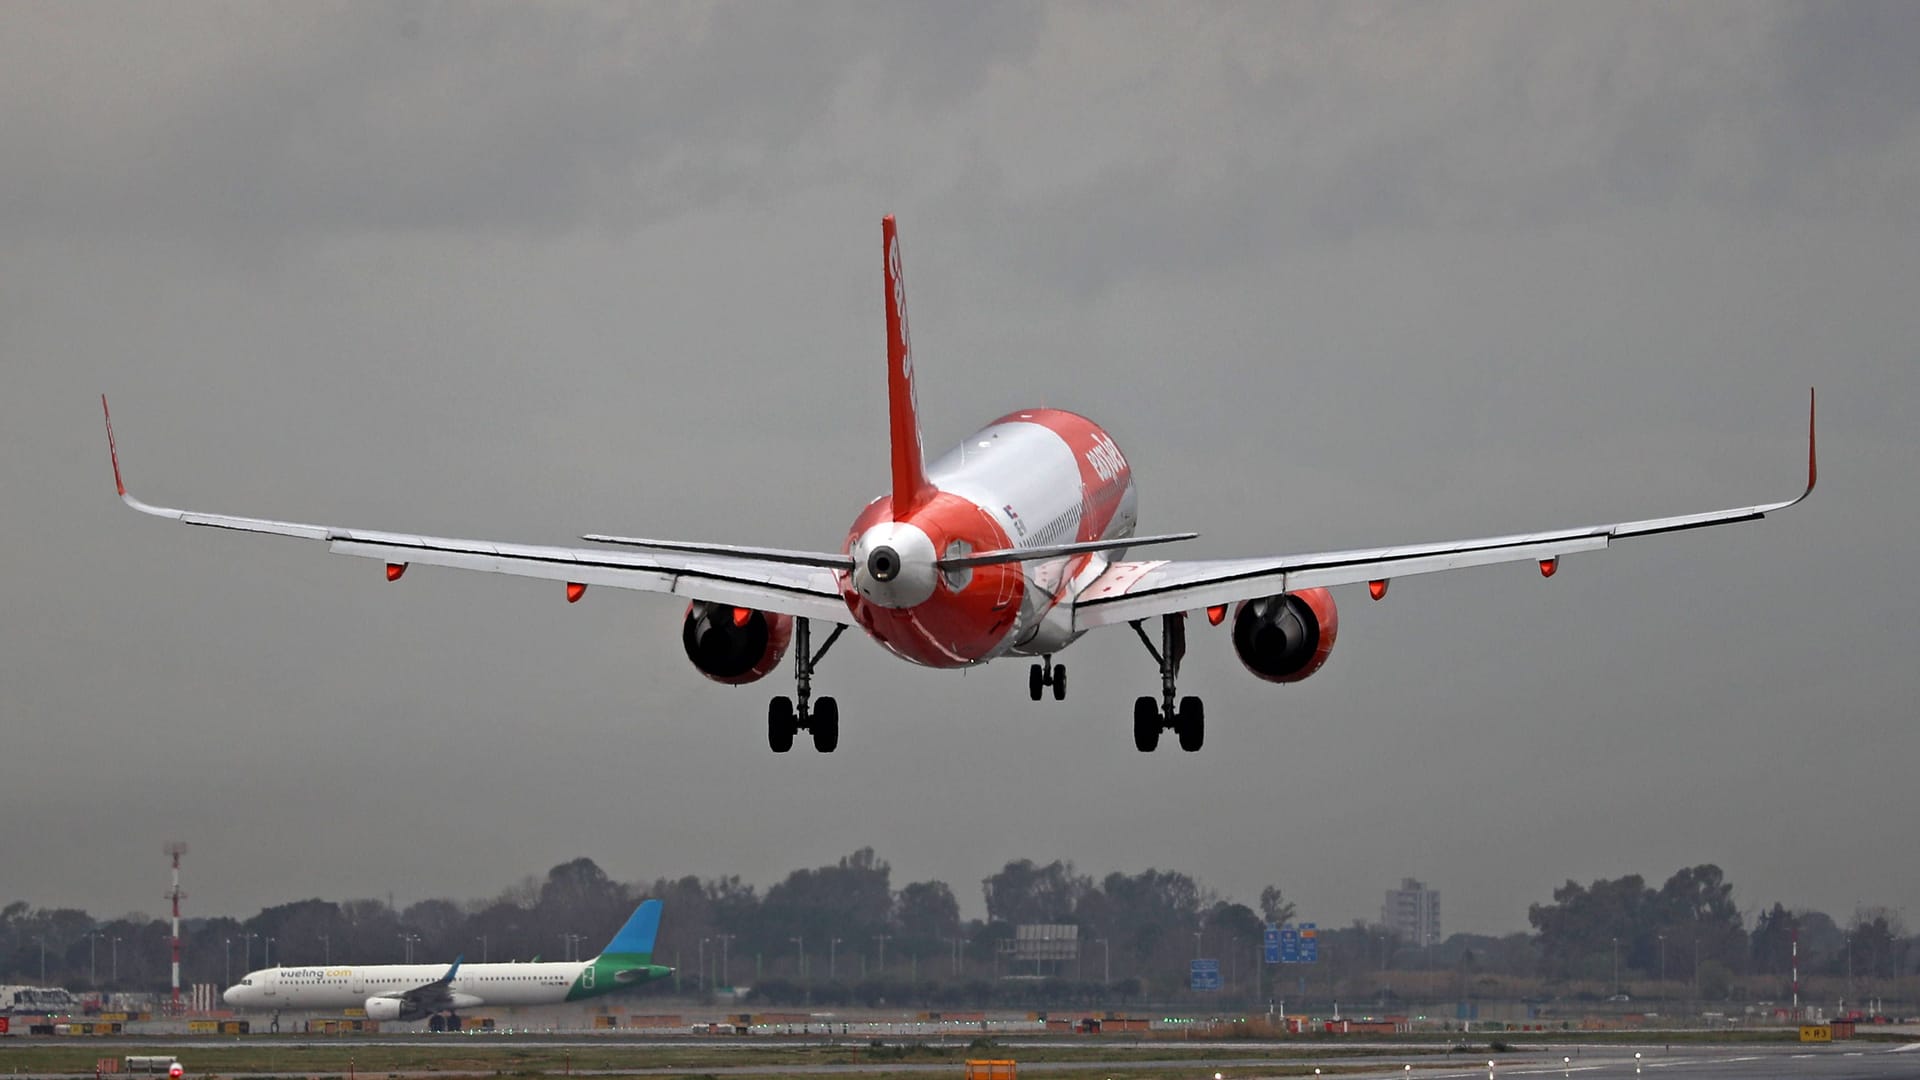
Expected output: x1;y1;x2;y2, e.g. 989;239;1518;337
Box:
103;217;1816;754
221;899;671;1030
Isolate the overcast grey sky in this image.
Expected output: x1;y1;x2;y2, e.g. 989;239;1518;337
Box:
3;2;1916;937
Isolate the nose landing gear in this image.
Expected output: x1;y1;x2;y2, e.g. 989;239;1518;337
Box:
768;618;847;753
1028;655;1066;701
1129;615;1203;752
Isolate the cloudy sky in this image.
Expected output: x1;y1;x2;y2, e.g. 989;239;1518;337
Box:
3;2;1916;938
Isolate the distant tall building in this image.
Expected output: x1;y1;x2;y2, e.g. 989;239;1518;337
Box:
1382;878;1441;946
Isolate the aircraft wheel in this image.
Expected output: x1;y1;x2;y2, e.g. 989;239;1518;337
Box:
1051;664;1067;701
428;1014;446;1033
768;696;796;753
1029;663;1044;701
811;697;840;753
1132;696;1161;752
446;1012;461;1031
1176;696;1205;752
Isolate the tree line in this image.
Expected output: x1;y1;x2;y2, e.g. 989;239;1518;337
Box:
3;854;1912;1009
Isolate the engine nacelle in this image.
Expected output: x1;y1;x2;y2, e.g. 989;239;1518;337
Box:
682;601;793;684
1231;587;1339;684
363;996;422;1022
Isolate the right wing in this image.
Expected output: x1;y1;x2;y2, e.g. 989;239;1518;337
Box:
101;399;851;624
1074;391;1817;629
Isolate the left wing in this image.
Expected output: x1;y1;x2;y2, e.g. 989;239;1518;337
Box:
1074;391;1817;629
101;398;852;624
385;958;472;1014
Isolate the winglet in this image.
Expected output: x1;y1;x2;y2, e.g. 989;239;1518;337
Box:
1805;386;1817;500
102;394;127;498
439;956;463;984
882;216;932;517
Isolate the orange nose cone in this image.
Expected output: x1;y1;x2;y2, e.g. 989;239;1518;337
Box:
385;563;407;582
732;606;752;627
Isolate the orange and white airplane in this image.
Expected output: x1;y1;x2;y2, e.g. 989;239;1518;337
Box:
103;217;1816;754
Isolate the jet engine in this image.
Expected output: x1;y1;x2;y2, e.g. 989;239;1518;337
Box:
1230;587;1339;683
682;601;794;684
363;996;423;1022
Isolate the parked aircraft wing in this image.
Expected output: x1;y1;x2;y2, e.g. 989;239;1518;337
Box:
101;399;850;625
1073;391;1816;630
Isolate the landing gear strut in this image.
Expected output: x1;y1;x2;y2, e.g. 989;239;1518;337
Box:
768;618;847;754
1129;615;1203;752
1028;654;1066;701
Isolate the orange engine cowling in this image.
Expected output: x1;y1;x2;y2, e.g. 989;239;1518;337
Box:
681;601;793;684
1230;587;1339;684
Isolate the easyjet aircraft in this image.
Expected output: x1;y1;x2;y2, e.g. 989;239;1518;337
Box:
103;217;1816;754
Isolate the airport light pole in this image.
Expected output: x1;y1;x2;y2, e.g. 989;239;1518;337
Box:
39;937;48;983
113;937;122;985
716;934;733;992
790;936;804;982
320;934;330;965
1658;934;1666;984
90;930;101;986
224;938;231;988
399;933;417;964
241;932;256;972
266;936;276;967
478;935;488;964
1097;938;1110;987
1611;937;1619;995
873;934;890;976
830;937;842;981
699;938;708;992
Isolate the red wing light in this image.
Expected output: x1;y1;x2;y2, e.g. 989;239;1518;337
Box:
1368;579;1389;601
1205;604;1227;626
566;582;587;603
1539;558;1558;578
385;563;407;582
732;606;752;627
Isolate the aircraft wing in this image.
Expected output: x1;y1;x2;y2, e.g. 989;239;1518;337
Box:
381;958;472;1015
1073;392;1816;630
101;400;851;625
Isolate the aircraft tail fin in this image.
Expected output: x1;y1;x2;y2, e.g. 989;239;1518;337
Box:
596;899;662;961
883;216;932;516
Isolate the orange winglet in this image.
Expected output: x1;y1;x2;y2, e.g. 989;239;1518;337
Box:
101;395;127;497
566;582;587;604
1205;604;1227;626
1538;558;1558;578
1368;579;1389;601
385;563;408;582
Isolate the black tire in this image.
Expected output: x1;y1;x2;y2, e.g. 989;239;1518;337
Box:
1029;663;1044;701
428;1014;446;1033
1051;664;1066;700
811;697;840;753
768;696;795;753
1132;696;1161;752
1177;696;1205;752
447;1013;461;1031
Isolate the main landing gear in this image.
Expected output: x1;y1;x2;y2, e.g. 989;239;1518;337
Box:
768;618;848;754
1028;654;1066;701
428;1011;460;1032
1129;614;1203;752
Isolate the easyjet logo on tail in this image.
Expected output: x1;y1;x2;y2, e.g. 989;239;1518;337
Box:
1085;432;1127;482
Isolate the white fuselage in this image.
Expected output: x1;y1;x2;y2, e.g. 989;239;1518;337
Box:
223;961;586;1011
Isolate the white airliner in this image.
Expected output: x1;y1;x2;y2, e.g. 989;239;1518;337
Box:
103;217;1816;754
222;900;670;1029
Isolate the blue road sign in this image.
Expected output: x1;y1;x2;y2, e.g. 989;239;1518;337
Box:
1263;925;1281;964
1190;958;1221;991
1300;922;1319;963
1279;926;1300;963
